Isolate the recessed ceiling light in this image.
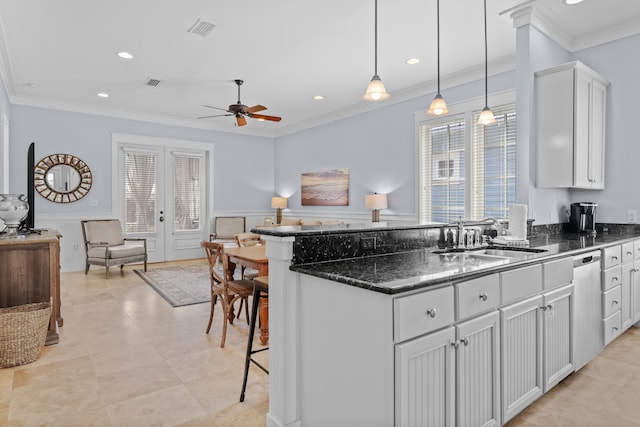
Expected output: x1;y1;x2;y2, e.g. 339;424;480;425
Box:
117;51;134;59
406;58;420;65
564;0;584;4
97;92;109;98
314;95;324;100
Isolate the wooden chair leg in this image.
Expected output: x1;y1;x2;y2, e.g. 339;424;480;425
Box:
105;265;109;278
206;295;217;334
220;299;229;348
85;263;90;274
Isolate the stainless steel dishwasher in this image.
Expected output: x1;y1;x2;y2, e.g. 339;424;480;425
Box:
573;251;603;371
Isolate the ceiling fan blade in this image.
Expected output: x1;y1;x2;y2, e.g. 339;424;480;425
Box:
203;105;230;112
245;105;267;114
197;113;233;119
236;116;247;126
250;113;282;122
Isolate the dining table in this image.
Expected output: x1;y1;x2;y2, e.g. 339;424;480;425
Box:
225;245;269;345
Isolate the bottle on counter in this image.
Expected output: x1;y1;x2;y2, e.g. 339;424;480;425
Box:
446;228;454;248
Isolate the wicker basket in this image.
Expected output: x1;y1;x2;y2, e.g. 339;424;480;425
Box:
0;302;52;368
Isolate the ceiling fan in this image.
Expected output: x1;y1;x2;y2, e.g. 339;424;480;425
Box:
198;79;282;126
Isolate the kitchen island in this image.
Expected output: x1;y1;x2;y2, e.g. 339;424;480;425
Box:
254;222;640;427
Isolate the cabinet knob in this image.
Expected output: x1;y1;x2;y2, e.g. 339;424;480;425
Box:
612;276;619;282
612;326;619;332
426;308;437;318
627;251;633;256
612;255;619;260
541;304;553;311
479;292;488;301
613;300;619;305
451;341;459;349
460;337;469;347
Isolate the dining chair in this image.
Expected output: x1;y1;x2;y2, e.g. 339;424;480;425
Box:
201;241;253;348
234;232;263;280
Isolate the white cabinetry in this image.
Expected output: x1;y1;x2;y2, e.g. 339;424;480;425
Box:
500;259;573;424
395;278;501;427
536;60;609;189
602;245;622;345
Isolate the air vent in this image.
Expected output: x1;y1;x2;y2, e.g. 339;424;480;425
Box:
187;19;215;37
146;78;161;87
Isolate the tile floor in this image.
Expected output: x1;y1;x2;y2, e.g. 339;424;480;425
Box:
2;260;640;426
0;260;268;426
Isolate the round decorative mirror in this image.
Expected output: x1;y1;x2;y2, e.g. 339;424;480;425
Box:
34;154;92;203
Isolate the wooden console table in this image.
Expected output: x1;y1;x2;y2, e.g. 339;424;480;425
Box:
0;230;62;345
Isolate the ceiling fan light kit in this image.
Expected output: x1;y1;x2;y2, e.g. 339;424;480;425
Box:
363;0;390;102
198;79;281;126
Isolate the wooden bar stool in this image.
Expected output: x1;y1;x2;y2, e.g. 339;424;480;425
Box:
240;275;269;402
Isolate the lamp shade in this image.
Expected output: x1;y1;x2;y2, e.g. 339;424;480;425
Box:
365;193;388;210
363;76;390;101
271;196;287;209
427;94;449;116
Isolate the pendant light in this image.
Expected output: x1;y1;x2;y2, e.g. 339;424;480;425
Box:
427;0;448;116
478;0;496;125
363;0;390;101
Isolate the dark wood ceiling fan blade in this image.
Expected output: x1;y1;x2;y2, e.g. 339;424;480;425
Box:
198;114;233;119
245;105;267;114
203;105;231;112
236;116;247;126
251;113;282;122
197;113;233;119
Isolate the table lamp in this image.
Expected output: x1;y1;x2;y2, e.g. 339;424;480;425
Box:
365;193;388;222
271;196;287;224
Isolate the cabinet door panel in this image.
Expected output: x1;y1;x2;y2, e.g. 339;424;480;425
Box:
395;327;455;427
543;285;574;392
500;296;543;423
621;263;633;331
456;311;500;427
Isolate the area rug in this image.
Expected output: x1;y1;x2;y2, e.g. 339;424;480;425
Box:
134;264;212;307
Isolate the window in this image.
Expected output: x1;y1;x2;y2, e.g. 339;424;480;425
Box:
418;103;516;223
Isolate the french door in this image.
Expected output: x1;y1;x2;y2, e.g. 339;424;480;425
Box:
113;134;211;263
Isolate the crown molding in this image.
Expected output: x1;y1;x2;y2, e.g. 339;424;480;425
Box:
9;95;277;138
501;0;640;53
274;55;516;137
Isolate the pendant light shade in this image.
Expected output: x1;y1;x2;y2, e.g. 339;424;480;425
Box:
478;0;496;126
363;0;389;101
427;0;448;116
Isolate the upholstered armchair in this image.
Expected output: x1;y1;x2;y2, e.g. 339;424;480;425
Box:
209;216;245;248
81;219;147;278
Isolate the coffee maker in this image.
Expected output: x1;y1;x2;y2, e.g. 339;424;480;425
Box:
569;202;597;235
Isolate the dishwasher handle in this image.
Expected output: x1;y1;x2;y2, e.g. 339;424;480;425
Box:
574;252;602;267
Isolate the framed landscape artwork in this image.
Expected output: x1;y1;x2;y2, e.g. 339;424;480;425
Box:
301;168;349;206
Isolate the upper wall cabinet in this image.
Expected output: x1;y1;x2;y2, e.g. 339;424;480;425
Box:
535;61;609;189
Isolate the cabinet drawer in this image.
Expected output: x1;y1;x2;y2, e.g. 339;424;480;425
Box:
456;274;499;321
394;286;454;343
542;257;573;290
602;266;622;291
602;285;622;318
622;242;635;264
602;246;621;269
501;264;543;305
603;311;622;346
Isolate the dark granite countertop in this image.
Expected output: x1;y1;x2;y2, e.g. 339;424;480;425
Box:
288;229;640;295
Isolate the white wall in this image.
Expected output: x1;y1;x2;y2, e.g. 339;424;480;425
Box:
570;34;640;223
274;71;517;220
8;105;276;215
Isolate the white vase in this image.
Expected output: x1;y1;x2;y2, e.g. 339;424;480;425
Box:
0;194;29;236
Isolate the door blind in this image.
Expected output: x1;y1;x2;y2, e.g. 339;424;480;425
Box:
123;151;157;233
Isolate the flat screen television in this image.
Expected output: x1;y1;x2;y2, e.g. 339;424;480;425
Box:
19;142;35;231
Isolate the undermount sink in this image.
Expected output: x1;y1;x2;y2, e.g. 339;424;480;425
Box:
437;246;548;261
